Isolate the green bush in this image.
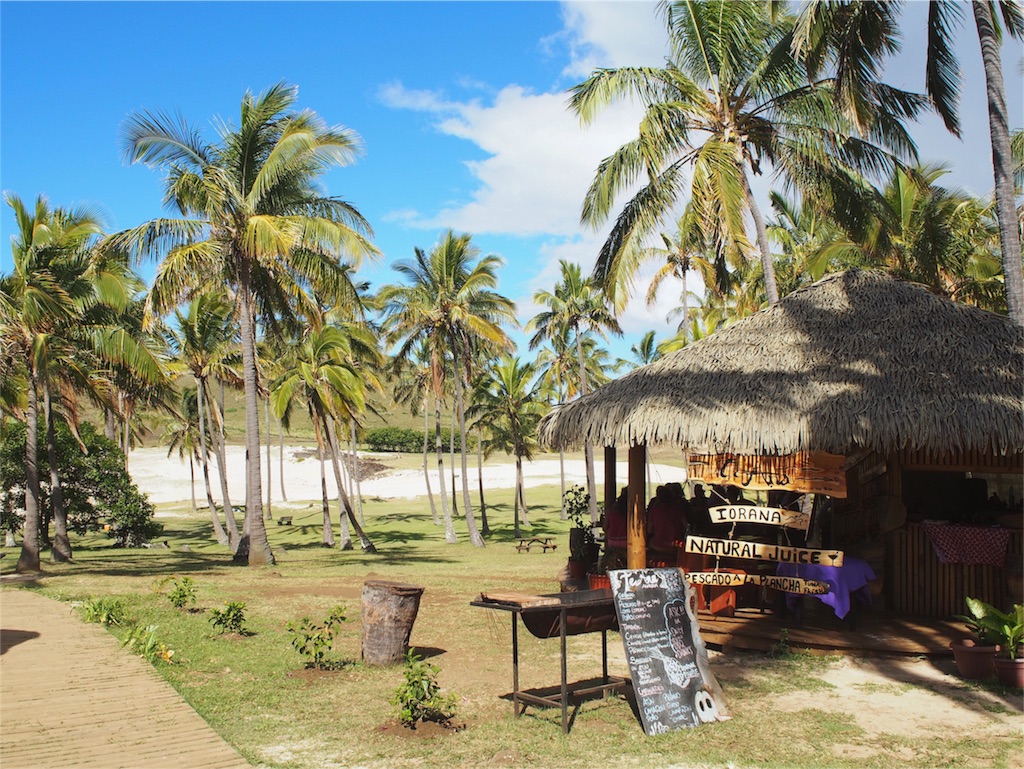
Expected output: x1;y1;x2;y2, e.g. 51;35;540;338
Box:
209;601;249;635
0;420;162;547
391;650;458;727
168;577;198;610
121;623;174;664
78;596;129;627
364;426;474;453
286;605;348;669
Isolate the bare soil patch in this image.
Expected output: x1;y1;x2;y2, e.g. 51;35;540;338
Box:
377;718;467;739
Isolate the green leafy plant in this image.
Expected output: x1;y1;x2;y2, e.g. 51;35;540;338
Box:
121;623;174;664
959;598;1024;659
286;605;348;669
564;484;595;562
209;601;249;635
167;577;198;610
392;650;457;728
78;596;128;627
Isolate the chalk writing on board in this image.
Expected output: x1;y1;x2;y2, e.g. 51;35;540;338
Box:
609;568;729;735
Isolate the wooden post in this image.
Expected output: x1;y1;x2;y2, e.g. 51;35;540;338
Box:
604;446;617;519
627;443;647;569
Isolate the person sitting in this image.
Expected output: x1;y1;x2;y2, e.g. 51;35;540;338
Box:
646;485;687;564
604;486;628;550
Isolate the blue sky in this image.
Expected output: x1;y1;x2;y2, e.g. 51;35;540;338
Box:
2;1;1021;360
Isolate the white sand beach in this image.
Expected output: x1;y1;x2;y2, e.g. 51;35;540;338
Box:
127;445;688;506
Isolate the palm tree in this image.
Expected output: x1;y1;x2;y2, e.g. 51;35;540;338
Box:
116;82;379;565
169;292;241;546
624;331;663;369
392;343;441;525
471;356;543;539
2;195;166;570
271;326;376;552
528;260;621;524
380;231;515;547
793;0;1024;325
163;386;205;517
570;0;924;307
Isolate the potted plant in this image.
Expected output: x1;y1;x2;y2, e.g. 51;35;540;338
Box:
950;597;1002;680
969;600;1024;689
588;550;625;591
565;485;596;579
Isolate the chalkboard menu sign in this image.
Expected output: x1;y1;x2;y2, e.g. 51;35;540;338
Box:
609;568;729;735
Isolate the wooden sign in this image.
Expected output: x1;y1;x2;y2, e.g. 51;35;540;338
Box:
609;568;729;734
709;505;810;531
689;451;847;498
685;536;844;567
683;571;830;595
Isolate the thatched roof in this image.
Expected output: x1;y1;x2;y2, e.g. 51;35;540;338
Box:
539;270;1024;456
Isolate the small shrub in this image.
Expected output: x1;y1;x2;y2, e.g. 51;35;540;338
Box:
121;623;174;664
286;605;348;669
168;577;198;610
209;601;248;635
78;597;128;627
392;650;457;727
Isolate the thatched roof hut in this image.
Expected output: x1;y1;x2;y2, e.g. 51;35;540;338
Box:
539;270;1024;457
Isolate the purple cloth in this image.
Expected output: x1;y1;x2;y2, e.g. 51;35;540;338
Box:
777;557;875;620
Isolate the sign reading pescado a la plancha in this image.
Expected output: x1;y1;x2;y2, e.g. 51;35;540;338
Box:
683;571;831;595
685;535;845;567
709;505;810;531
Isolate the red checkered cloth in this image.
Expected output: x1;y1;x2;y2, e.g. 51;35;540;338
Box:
922;523;1011;567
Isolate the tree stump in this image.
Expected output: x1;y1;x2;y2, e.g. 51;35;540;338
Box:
361;580;425;665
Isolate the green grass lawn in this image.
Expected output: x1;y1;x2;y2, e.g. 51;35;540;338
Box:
2;485;1021;769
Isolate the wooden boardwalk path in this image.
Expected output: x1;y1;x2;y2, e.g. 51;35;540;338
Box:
1;588;250;769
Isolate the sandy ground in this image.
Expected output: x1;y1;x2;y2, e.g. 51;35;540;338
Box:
128;445;688;506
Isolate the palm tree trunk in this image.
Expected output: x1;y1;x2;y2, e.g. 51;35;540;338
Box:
516;455;530;527
575;331;599;525
44;383;71;562
104;407;117;442
325;415;376;552
350;421;365;525
559;447;567;520
449;407;458;515
234;273;273;566
680;268;689;342
317;429;335;547
513;454;522;539
209;397;239;546
278;414;288;502
17;372;41;573
423;401;439;524
197;379;229;546
452;353;483;546
743;169;780;305
189;452;198;514
476;425;489;535
973;0;1024;326
264;394;272;520
434;393;457;543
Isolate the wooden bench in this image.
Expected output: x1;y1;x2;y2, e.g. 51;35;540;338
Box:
515;537;557;553
276;516;293;526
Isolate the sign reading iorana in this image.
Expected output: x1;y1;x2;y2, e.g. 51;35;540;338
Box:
709;504;810;531
685;535;845;567
609;568;729;735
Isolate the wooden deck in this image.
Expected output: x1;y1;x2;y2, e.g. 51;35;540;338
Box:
1;587;250;769
697;602;963;658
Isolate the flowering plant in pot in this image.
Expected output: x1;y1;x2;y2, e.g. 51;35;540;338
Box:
950;597;1002;680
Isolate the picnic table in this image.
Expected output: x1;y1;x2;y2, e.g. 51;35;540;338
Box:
515;537;557;553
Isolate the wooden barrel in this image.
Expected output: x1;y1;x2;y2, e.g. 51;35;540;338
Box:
361;580;425;665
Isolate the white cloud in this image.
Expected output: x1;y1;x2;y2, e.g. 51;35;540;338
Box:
558;1;666;77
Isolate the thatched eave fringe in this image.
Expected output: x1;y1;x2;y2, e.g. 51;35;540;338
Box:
538;271;1024;457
